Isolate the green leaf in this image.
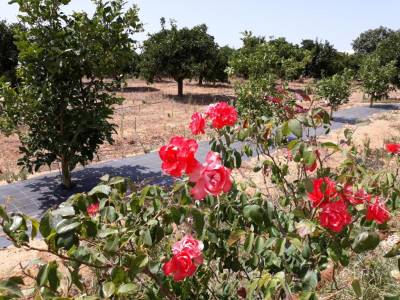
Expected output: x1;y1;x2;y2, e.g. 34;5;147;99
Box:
288;119;302;138
0;277;23;298
88;185;111;196
52;205;75;217
321;141;339;151
352;231;380;253
102;206;117;223
243;205;264;225
302;270;318;291
102;282;115;298
98;228;118;239
9;215;23;231
117;283;137;295
55;219;81;235
30;218;39;239
244;232;255;253
142;228;152;246
0;205;9;222
39;213;52;238
191;208;205;237
351;278;362;298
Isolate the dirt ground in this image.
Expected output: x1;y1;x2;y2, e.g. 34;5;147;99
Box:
0;78;399;184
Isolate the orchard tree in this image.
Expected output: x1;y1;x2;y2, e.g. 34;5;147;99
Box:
0;0;142;188
359;54;396;107
140;20;218;96
375;31;400;88
230;37;308;80
315;70;353;118
0;21;19;85
203;45;235;84
301;39;341;78
352;26;395;54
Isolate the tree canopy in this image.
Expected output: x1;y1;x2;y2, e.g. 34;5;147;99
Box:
352;26;395;54
0;21;19;85
140;20;220;96
0;0;142;188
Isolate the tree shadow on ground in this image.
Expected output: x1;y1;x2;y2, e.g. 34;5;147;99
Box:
186;82;233;89
114;86;160;93
23;164;173;214
166;93;235;105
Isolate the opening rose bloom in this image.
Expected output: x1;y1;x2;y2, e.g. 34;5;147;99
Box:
190;151;232;200
189;112;206;135
206;102;237;129
159;136;199;177
163;235;203;281
172;235;204;265
87;203;99;217
307;177;337;207
319;201;352;232
366;197;390;224
385;143;400;154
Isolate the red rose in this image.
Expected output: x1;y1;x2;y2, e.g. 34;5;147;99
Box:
163;249;197;281
340;185;371;205
366;197;390;224
87;203;99;217
159;136;199;177
172;235;204;265
206;102;237;129
189;112;206;135
385;143;400;154
237;287;247;299
307;177;337;207
319;201;352;232
190;152;232;200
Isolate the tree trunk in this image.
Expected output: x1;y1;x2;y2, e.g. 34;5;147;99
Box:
370;98;374;108
330;106;334;119
198;76;203;86
177;79;183;97
61;157;72;189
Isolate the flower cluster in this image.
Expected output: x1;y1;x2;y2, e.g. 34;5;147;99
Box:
189;102;237;135
87;202;99;217
163;235;203;281
308;177;390;232
386;143;400;155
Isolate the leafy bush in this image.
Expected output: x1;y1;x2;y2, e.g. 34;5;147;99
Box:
0;82;399;299
315;70;353;117
359;54;397;107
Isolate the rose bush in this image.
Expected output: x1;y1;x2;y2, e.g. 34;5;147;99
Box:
0;82;399;299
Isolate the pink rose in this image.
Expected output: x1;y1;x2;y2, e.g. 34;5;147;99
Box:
190;151;232;200
206;102;237;129
159;136;199;177
189;112;206;135
172;235;204;265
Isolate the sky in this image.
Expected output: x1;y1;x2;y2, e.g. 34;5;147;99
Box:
1;0;399;52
